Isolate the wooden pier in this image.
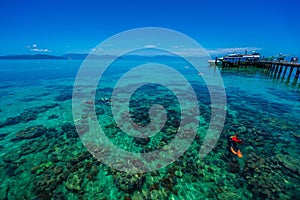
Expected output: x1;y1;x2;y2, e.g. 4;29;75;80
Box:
221;60;300;83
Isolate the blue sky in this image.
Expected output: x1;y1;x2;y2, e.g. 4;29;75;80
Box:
1;0;299;56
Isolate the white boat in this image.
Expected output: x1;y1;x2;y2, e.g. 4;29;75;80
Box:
223;53;260;63
208;59;215;64
208;59;222;65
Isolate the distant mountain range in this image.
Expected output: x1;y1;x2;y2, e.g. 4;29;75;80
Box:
62;54;118;59
0;54;92;60
0;54;65;60
0;53;177;60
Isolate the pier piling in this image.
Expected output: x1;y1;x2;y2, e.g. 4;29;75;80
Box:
221;60;300;83
282;66;288;79
277;65;282;78
295;68;300;80
288;66;294;79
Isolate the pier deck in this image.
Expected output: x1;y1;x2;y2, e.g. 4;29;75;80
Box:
221;60;300;83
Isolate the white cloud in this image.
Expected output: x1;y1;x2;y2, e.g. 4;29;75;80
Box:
30;48;50;52
91;48;103;53
144;44;157;48
206;47;262;55
27;44;51;53
171;45;184;49
172;48;208;57
163;47;262;57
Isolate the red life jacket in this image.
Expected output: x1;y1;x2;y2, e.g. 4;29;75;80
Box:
231;136;242;143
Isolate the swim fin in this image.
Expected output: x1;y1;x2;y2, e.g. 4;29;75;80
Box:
230;147;243;158
237;150;243;158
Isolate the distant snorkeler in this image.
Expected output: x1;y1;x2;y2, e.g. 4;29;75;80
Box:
99;97;111;105
227;134;243;158
83;97;111;105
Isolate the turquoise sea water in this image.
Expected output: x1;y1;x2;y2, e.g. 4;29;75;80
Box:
0;59;299;199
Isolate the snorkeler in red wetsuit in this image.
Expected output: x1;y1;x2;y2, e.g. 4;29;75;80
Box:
227;135;243;158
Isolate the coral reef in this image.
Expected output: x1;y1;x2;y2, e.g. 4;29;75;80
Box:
54;93;72;101
61;122;78;138
65;173;83;191
113;171;146;193
11;125;48;141
0;103;59;127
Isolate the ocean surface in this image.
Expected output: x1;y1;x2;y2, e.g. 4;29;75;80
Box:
0;58;299;199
